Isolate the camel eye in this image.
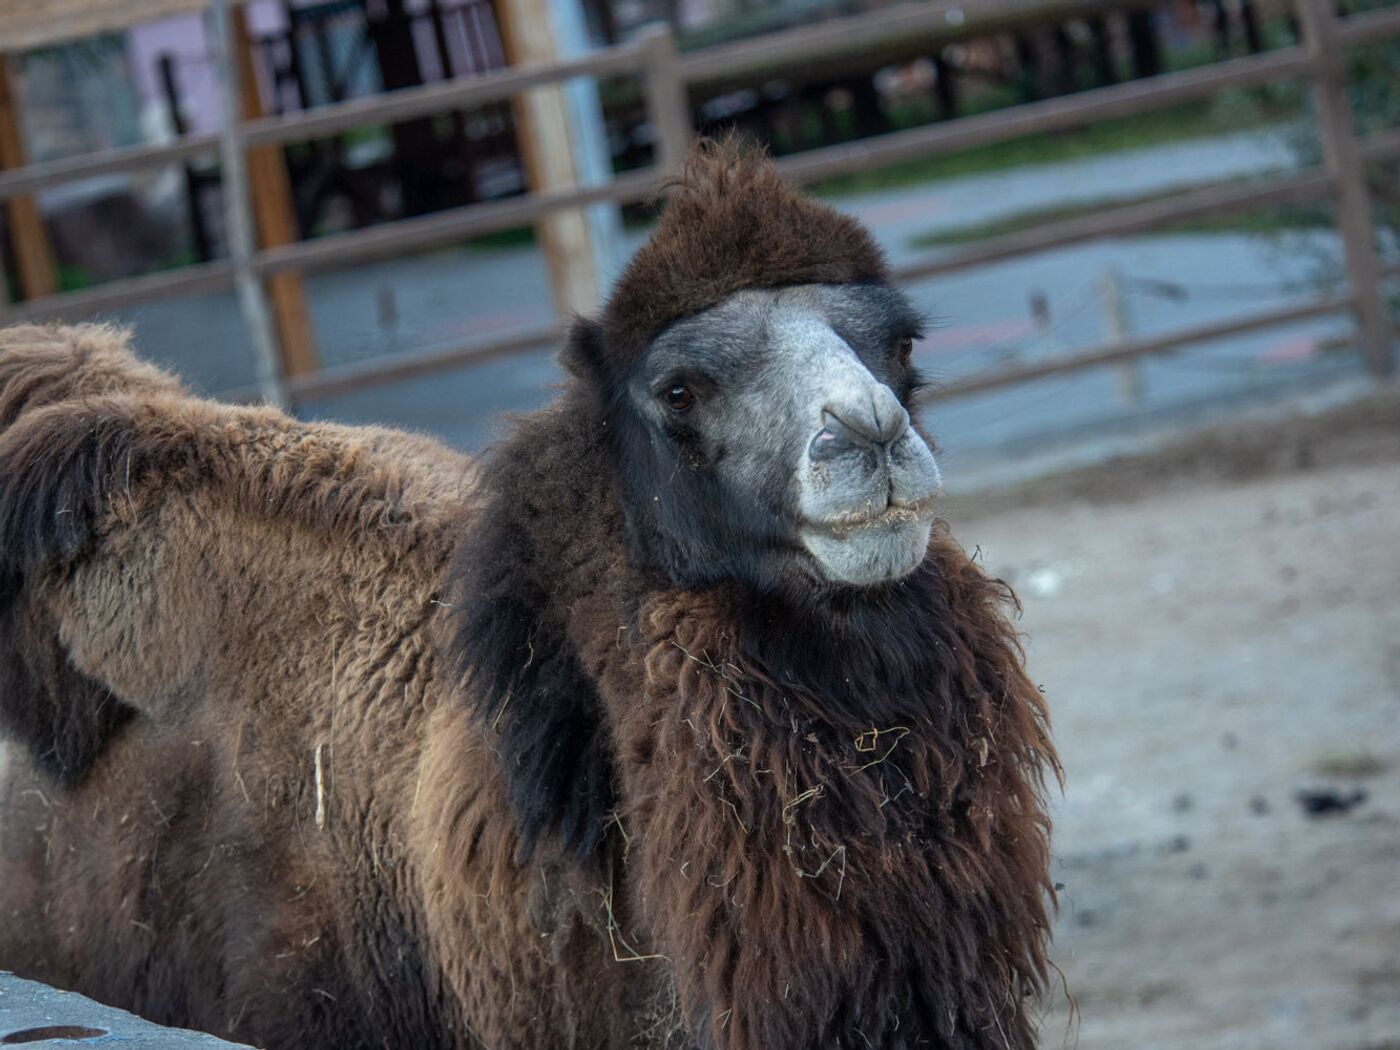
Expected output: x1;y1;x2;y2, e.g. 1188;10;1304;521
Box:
897;337;915;366
665;385;695;413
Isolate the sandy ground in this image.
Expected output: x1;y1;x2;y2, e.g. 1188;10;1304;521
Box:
946;391;1400;1050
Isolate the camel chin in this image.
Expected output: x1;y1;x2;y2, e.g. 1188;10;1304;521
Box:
800;514;935;588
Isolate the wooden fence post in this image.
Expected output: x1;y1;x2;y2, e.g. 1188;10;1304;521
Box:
640;26;692;174
1099;266;1142;403
209;0;290;408
229;7;320;379
0;54;56;302
496;0;604;316
1297;0;1394;376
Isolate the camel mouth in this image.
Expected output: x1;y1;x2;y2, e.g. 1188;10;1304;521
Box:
800;493;940;539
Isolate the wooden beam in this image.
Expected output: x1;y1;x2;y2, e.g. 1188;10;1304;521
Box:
230;8;318;377
676;0;1158;95
256;168;655;277
892;168;1335;283
0;0;207;54
0;54;55;301
494;0;601;316
1298;0;1394;377
640;26;692;173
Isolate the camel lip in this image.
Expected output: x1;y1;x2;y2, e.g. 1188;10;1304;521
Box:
800;494;939;538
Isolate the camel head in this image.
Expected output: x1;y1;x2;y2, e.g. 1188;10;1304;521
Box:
565;139;941;593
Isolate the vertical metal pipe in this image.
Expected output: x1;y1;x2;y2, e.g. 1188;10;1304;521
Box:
208;0;291;408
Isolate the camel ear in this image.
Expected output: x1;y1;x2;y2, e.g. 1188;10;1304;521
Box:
441;489;616;862
557;316;610;388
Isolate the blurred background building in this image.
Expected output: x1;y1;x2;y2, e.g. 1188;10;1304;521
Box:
5;1;1303;278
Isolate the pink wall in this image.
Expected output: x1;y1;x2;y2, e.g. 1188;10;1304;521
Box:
124;0;494;134
127;13;219;133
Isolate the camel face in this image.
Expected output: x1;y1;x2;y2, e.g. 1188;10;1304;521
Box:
618;282;941;590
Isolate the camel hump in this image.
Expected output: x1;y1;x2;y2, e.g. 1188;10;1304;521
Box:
0;327;192;783
1;404;193;612
0;323;469;786
0;324;194;597
0;324;184;430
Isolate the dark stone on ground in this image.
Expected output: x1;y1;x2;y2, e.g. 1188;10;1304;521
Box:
1295;787;1367;818
0;973;247;1048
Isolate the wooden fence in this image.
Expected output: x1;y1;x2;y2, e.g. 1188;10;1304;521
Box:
0;0;1396;408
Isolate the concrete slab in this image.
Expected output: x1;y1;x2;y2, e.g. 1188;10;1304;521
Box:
0;973;248;1048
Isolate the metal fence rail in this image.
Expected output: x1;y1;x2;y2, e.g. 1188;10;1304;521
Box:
0;0;1396;404
925;295;1358;401
675;0;1156;89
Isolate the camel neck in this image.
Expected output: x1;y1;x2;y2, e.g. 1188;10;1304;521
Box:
444;393;1055;1049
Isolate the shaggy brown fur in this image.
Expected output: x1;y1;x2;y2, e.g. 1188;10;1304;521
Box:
0;146;1056;1050
599;137;889;365
445;394;1056;1049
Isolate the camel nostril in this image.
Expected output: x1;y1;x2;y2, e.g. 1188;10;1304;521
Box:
810;425;854;461
816;403;906;459
822;408;877;444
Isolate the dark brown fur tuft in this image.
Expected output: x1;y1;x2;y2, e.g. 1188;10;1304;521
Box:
603;540;1058;1049
600;136;889;363
450;397;1058;1049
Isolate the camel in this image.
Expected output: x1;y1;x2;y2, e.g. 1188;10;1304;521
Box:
0;139;1057;1049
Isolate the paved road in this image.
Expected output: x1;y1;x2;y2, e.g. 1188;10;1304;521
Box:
838;127;1301;260
0;970;247;1048
93;128;1368;470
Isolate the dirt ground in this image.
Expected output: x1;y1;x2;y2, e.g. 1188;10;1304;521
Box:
944;389;1400;1050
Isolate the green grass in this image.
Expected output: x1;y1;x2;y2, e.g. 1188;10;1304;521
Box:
1308;748;1391;778
906;183;1331;250
807;100;1297;199
461;225;538;252
57;263;96;293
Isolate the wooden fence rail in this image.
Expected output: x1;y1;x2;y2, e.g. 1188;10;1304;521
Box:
0;0;1396;404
